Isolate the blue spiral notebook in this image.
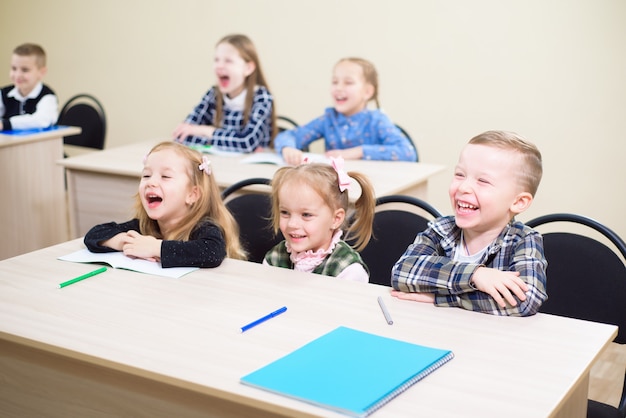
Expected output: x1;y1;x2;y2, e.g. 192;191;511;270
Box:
240;326;454;417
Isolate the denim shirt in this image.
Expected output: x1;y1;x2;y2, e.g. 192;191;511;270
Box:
274;107;417;161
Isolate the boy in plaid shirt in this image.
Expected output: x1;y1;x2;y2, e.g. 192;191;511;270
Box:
391;131;547;316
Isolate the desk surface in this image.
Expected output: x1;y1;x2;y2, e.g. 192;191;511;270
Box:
0;240;617;417
58;139;446;197
0;126;81;147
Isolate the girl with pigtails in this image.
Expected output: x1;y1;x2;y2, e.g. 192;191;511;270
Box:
264;157;375;282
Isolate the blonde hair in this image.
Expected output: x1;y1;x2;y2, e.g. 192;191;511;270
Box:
134;142;246;260
336;57;380;108
270;162;376;251
213;34;277;141
13;43;46;68
469;130;543;196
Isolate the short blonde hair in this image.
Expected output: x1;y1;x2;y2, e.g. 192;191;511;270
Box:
13;43;46;68
469;130;543;196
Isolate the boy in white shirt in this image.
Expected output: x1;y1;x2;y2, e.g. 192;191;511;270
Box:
0;43;58;131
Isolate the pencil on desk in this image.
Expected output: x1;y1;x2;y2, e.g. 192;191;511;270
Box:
377;296;394;325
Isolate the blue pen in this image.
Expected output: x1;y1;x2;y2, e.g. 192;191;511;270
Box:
240;306;287;333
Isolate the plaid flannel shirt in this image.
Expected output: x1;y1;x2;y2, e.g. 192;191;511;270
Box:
391;216;548;316
182;85;273;152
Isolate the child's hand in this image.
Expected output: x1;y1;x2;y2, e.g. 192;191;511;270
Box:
172;123;215;142
282;147;304;166
100;232;129;251
121;230;161;262
325;146;364;160
390;290;435;303
471;267;529;308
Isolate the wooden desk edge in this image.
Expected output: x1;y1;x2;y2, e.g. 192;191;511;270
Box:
0;126;81;147
0;330;321;417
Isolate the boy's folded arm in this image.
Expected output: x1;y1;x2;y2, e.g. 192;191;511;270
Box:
392;231;548;317
9;94;58;130
437;253;548;317
392;255;479;294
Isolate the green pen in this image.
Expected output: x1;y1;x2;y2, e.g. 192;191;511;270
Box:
58;266;107;289
190;144;213;153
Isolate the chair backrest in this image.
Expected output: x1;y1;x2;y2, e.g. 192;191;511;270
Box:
277;115;299;133
526;213;626;344
221;178;283;263
354;195;443;286
394;123;419;162
58;94;107;150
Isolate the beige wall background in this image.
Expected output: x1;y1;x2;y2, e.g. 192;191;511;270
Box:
2;0;625;239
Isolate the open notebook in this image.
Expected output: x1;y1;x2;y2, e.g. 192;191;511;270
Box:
241;326;453;417
240;152;330;166
58;249;197;279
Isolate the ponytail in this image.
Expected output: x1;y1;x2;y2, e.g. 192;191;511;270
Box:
344;171;375;251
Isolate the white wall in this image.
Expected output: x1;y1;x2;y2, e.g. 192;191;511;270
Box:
1;0;625;239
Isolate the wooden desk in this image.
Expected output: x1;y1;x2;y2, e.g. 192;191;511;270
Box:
58;140;445;238
0;239;617;418
0;126;81;260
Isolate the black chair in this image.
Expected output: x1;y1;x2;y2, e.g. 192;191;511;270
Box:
58;94;107;152
394;123;419;162
277;115;299;133
221;178;283;263
353;195;443;286
526;213;626;418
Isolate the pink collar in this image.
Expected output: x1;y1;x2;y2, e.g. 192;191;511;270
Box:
287;230;343;273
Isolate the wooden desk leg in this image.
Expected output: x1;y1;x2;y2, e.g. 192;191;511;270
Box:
552;372;589;418
65;170;137;238
0;136;67;259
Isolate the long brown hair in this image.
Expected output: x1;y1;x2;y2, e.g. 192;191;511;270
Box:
134;142;246;259
213;34;277;140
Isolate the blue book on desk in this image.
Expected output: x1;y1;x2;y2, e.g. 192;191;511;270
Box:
240;326;454;417
1;125;71;136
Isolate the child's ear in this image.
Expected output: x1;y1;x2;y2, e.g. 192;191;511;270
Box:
332;208;346;230
364;83;375;101
510;192;533;215
186;186;200;205
244;61;256;77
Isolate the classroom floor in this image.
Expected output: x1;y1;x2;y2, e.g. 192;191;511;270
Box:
589;342;626;407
